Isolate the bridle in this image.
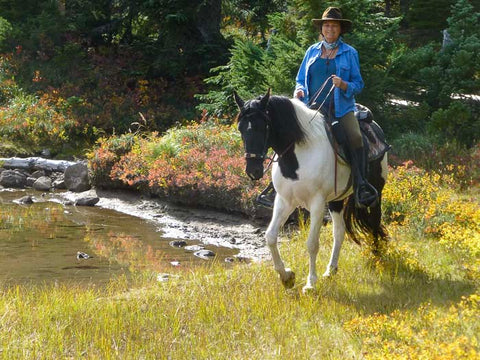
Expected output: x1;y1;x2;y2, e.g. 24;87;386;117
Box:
241;109;271;162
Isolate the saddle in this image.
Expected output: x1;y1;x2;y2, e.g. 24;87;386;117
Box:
324;104;391;164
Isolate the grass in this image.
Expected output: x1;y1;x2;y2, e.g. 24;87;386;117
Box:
0;220;478;359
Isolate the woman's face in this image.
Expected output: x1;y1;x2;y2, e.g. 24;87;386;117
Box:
322;20;341;43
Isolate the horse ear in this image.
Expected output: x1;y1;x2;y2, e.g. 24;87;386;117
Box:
260;88;271;109
233;90;244;109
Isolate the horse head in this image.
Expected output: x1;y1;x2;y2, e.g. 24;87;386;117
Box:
234;89;271;180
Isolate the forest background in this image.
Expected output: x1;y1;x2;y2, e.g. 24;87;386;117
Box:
0;0;478;213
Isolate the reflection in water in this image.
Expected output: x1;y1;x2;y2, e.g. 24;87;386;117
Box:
0;190;238;285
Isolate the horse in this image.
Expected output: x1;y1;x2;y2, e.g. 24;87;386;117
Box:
234;89;388;292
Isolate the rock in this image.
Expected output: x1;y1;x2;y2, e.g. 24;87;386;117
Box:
75;197;99;206
33;176;52;191
0;170;28;188
31;170;46;178
193;249;216;260
17;195;34;204
169;240;187;248
52;174;66;189
64;162;91;192
26;177;37;187
184;245;204;252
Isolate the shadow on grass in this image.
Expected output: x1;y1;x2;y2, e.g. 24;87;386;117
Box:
319;252;476;315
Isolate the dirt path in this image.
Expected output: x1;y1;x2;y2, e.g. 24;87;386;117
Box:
60;189;271;261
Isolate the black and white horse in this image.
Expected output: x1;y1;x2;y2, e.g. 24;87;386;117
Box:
234;90;388;292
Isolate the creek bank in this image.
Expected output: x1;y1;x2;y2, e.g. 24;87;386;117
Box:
57;189;270;261
0;157;270;261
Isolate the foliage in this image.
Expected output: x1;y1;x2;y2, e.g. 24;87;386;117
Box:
0;16;12;50
196;39;269;117
89;119;270;213
388;0;480;146
198;0;401;126
383;161;480;259
0;91;79;155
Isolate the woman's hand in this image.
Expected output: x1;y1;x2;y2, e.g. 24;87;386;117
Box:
332;76;347;91
294;89;305;99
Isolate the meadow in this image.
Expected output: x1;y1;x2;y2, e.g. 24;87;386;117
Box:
0;160;479;359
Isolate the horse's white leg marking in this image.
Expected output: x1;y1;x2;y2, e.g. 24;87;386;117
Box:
324;207;346;277
303;197;326;292
265;196;295;288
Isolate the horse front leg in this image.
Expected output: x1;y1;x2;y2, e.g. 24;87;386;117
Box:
265;196;295;288
324;201;346;277
303;198;326;292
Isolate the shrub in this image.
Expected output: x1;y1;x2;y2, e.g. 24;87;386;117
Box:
0;92;78;154
89;120;270;214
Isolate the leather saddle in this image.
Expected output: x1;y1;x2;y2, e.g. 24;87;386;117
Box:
323;104;391;163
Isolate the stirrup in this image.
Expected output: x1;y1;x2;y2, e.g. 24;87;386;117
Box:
256;184;276;208
355;182;378;209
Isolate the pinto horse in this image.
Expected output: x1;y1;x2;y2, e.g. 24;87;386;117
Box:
234;89;388;292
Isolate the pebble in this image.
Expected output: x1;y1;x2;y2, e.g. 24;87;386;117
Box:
193;250;216;260
184;245;204;252
169;240;187;248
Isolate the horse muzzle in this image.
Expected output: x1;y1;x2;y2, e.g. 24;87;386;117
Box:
246;160;264;180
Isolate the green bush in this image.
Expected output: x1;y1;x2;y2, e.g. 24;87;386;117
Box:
428;101;478;147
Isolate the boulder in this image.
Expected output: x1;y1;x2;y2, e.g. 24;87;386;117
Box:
64;162;91;192
0;170;28;188
33;176;52;191
75;197;99;206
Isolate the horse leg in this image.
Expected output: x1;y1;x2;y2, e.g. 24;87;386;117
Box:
265;196;295;288
324;200;345;277
303;198;326;292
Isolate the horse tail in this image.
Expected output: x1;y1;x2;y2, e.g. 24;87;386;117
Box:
343;156;389;252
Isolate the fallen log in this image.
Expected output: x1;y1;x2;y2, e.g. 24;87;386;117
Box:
0;157;77;172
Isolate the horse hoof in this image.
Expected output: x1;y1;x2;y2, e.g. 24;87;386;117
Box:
322;267;338;277
281;268;295;289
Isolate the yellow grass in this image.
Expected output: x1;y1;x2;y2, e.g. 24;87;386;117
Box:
0;165;479;359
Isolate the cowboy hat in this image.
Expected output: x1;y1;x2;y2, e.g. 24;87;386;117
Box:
312;7;352;33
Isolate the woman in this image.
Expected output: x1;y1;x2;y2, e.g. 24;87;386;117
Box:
294;6;377;208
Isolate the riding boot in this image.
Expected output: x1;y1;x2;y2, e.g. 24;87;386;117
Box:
256;181;276;208
350;147;378;208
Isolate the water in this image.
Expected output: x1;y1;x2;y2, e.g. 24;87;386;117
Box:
0;189;238;285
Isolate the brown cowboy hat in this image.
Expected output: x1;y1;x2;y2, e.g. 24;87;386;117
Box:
312;7;352;33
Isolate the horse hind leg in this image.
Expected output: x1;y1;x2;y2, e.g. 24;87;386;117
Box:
324;200;345;277
265;197;296;288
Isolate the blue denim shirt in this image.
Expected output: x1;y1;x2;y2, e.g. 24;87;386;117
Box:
294;39;364;118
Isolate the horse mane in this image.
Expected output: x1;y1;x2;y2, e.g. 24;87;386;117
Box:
266;96;307;145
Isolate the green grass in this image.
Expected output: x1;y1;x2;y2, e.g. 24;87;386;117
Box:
0;222;478;359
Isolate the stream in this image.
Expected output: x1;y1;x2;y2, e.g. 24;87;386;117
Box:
0;188;258;286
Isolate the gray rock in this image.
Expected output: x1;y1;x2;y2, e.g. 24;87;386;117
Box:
193;249;216;260
33;176;52;191
0;170;27;188
17;195;34;204
52;175;66;189
31;170;46;178
64;162;90;192
74;197;99;206
184;245;204;252
26;177;37;187
169;240;188;248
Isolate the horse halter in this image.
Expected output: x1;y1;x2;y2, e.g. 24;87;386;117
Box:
240;108;271;162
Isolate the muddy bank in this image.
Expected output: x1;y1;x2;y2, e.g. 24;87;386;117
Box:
57;189;271;261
